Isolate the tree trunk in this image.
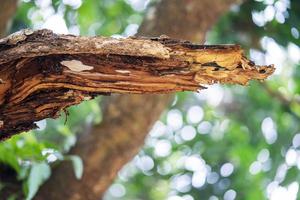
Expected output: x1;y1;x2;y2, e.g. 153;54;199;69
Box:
0;0;18;37
33;0;271;200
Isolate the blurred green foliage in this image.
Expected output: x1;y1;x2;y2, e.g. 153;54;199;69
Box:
0;0;300;200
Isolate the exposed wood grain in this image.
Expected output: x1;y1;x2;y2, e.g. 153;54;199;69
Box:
0;29;274;140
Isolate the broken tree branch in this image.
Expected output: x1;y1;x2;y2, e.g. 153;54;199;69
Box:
0;29;274;140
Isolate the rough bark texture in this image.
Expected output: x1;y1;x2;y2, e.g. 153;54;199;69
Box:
0;29;274;140
34;0;271;200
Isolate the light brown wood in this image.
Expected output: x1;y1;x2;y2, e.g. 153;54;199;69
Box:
0;29;274;140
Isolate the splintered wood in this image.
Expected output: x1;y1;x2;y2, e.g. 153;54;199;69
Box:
0;29;275;140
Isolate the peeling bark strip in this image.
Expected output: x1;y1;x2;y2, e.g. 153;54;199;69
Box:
0;29;274;140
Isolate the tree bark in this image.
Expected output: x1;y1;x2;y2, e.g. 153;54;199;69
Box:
0;29;273;140
33;0;272;200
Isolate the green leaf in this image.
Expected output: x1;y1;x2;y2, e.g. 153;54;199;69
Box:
25;162;51;200
7;194;18;200
66;155;83;180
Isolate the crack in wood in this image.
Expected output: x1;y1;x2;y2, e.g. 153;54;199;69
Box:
0;29;275;140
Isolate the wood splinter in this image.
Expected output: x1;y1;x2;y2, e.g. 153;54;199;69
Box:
0;29;275;140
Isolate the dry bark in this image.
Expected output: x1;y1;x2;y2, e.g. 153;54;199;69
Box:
0;29;274;140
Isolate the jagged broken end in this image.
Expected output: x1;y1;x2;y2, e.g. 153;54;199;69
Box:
0;29;275;140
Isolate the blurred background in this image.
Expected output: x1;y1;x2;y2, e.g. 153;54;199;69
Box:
0;0;300;199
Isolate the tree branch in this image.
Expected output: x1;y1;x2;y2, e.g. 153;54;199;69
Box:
261;82;300;120
0;29;274;140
